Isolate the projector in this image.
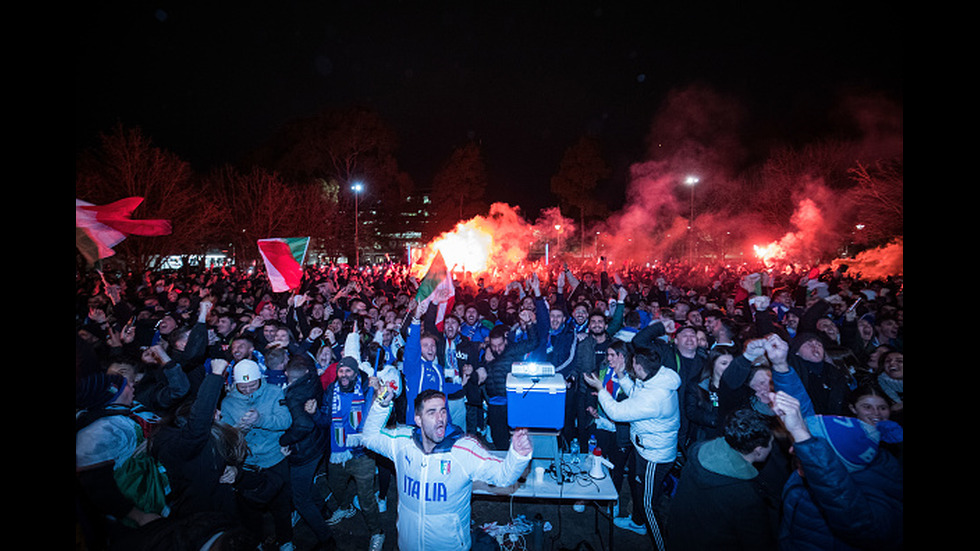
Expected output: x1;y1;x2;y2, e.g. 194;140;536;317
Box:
510;362;556;377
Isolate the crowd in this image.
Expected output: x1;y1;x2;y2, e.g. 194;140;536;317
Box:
75;258;903;551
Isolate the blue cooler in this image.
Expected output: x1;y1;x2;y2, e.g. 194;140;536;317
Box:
506;373;566;430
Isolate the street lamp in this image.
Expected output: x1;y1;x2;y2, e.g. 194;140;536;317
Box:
351;181;364;266
685;176;699;264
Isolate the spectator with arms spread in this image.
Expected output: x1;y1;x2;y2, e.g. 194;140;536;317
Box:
361;385;532;551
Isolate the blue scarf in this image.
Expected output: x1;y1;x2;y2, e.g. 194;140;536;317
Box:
330;375;366;462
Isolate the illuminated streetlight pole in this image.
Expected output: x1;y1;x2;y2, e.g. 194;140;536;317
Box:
351;181;364;266
685;176;699;264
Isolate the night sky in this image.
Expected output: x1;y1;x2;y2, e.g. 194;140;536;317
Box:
76;2;902;216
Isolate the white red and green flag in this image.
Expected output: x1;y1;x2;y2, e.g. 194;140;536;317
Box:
257;237;310;293
415;250;455;331
76;197;172;265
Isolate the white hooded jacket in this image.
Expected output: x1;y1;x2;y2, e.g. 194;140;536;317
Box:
597;365;681;463
361;401;531;551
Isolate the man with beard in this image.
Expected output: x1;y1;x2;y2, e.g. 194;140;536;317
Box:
361;386;533;551
572;307;623;452
482;309;540;450
459;303;491;346
317;355;385;551
431;313;481;434
634;319;707;455
568;302;591;335
525;272;579;448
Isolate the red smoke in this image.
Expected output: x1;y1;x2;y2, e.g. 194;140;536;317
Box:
412;84;902;282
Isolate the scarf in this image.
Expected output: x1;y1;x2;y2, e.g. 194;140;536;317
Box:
545;323;565;355
602;365;623;399
330;375;366;463
595;365;626;432
446;337;459;381
877;372;903;405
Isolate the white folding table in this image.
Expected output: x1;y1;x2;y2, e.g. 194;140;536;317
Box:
473;448;620;550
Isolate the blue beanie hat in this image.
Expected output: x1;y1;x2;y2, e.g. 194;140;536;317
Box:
805;415;880;472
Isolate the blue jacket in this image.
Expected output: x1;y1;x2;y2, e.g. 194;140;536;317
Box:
220;380;291;469
779;437;903;550
459;321;491;344
774;366;903;550
404;321;464;424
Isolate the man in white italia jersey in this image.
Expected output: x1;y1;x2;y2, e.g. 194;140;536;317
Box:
361;384;532;551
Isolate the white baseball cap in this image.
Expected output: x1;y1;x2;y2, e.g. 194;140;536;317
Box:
233;359;263;384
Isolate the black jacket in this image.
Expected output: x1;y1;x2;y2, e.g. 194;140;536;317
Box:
483;324;540;400
150;372;238;518
666;438;779;550
788;355;850;416
280;370;330;466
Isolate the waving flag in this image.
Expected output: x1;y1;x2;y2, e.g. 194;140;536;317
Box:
76;197;172;265
415;250;455;331
258;237;310;292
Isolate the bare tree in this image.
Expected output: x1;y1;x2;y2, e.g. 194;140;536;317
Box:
428;141;490;237
753;140;857;227
76;124;217;268
202;164;327;265
550;136;610;252
245;105;412;256
847;159;903;244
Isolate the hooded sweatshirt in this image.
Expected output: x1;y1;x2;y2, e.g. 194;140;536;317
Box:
666;437;778;550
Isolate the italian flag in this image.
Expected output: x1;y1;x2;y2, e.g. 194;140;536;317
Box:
415;250;455;331
257;237;310;293
76;197;172;265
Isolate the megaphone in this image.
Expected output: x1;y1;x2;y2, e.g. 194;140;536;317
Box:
589;449;614;479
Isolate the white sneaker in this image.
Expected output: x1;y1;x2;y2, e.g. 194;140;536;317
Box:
613;517;647;535
368;531;385;551
325;506;356;526
572;500;586;513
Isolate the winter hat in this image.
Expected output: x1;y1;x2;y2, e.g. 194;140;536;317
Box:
337;356;360;372
233;359;263;384
790;331;825;355
805;415;880;472
76;373;128;410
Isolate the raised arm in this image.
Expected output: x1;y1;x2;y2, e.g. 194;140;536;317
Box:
360;384;406;462
460;428;532;487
